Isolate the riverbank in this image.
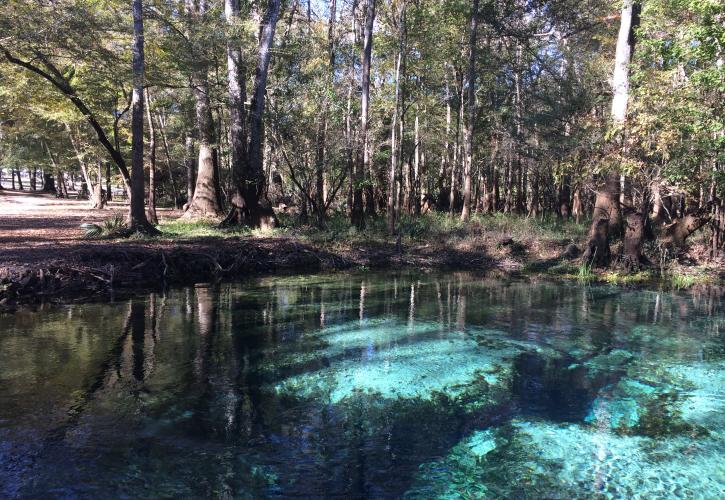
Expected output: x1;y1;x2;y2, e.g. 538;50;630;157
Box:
0;231;535;308
1;190;722;309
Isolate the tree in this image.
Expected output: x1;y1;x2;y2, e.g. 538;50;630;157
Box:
352;0;376;229
221;0;249;226
129;0;159;234
222;0;281;228
460;0;479;221
183;0;223;219
582;0;639;266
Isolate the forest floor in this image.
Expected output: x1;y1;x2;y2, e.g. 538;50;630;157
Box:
1;190;722;308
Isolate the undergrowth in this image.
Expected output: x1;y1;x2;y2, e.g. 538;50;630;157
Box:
285;212;587;248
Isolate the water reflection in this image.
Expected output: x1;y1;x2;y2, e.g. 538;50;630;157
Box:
0;273;723;498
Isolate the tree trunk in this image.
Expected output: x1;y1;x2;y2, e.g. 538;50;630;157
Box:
388;2;406;233
413;106;421;215
184;133;196;209
662;212;710;248
2;49;133;189
145;90;159;224
42;141;59;195
559;174;571;219
105;161;112;201
183;0;223;219
388;51;402;234
352;0;375;228
157;110;179;208
450;70;463;213
584;0;638;266
240;0;281;228
622;208;645;270
572;183;582;224
460;0;478;221
438;71;451;210
130;0;159;234
185;80;222;218
43;172;56;194
310;0;336;229
650;180;667;226
59;172;68;198
461;14;482;217
91;161;106;209
583;174;619;266
14;169;23;190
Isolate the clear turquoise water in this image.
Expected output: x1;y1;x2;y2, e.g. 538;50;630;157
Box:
0;273;723;498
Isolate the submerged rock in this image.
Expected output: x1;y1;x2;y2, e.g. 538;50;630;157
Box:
275;335;515;403
406;419;724;499
272;318;521;404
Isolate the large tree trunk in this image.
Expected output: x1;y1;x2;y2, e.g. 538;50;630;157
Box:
245;0;281;227
221;0;249;226
223;0;280;228
583;0;638;267
129;0;159;234
583;174;619;266
460;0;478;221
184;79;222;218
183;0;223;219
352;0;375;229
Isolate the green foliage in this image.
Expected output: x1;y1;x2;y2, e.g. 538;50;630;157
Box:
576;260;596;283
80;214;128;239
159;220;251;239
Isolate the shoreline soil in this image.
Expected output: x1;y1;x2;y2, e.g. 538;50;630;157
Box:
1;191;722;310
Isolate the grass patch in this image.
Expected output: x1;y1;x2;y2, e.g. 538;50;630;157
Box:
575;261;596;283
602;271;654;285
669;272;697;290
665;269;713;290
157;219;290;239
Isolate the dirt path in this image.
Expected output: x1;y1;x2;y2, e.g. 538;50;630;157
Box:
0;190;180;264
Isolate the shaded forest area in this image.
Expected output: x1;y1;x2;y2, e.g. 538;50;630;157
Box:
0;0;723;281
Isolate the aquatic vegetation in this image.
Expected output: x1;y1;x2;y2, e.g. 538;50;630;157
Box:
576;260;596;282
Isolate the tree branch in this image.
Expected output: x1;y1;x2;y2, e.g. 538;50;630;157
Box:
2;46;131;183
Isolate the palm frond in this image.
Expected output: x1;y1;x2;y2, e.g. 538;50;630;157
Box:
80;223;103;239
